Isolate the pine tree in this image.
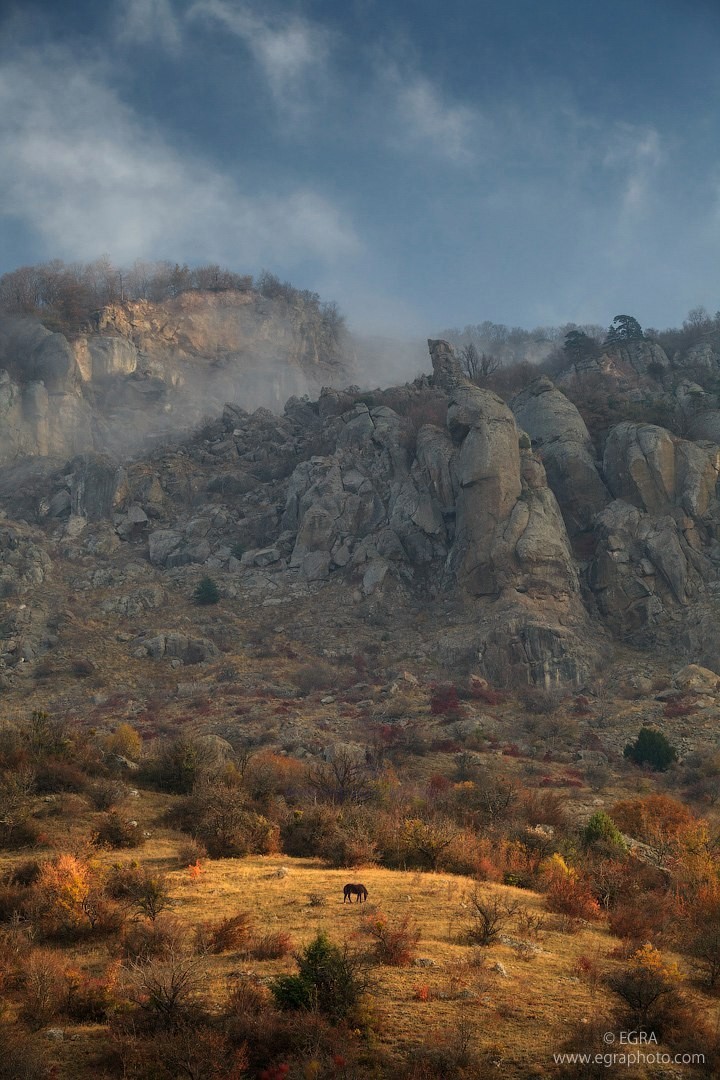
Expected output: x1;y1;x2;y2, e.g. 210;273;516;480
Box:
193;576;219;605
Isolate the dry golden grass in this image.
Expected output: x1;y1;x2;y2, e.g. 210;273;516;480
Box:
125;850;624;1075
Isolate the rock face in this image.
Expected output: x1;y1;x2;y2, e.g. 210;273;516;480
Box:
0;289;354;466
9;327;720;693
511;377;609;532
588;423;720;636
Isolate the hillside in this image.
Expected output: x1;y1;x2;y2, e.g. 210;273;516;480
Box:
3;322;720;1077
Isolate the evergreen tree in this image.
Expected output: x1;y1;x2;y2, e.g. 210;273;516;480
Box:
605;314;644;346
192;576;219;605
624;727;677;771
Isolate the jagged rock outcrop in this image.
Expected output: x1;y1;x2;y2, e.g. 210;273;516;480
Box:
587;422;720;636
603;422;720;520
511;377;610;532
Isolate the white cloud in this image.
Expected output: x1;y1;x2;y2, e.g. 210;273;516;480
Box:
116;0;183;52
386;68;478;163
0;46;359;267
601;123;663;217
187;0;331;114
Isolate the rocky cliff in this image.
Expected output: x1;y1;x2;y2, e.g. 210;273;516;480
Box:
0;289;351;464
5;334;720;694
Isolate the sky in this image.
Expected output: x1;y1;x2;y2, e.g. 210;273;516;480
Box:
1;0;720;336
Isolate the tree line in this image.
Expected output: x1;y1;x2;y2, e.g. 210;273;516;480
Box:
0;259;345;339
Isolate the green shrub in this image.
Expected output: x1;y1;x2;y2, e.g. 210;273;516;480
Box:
582;811;627;852
193;577;220;606
624;727;678;772
272;931;368;1022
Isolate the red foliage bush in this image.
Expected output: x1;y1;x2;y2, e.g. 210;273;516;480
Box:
546;875;601;921
430;685;461;716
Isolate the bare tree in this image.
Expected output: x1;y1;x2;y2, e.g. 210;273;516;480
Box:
308;749;373;804
459;343;501;385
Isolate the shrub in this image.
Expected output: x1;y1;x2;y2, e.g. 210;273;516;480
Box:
251;932;294;960
546;874;601;922
177;779;280;857
582;811;627;853
202;912;254;954
105;723;143;762
106;860;145;900
95;811;145;849
364;912;420;966
193;577;220;605
121;916;189;962
66;963;119;1022
289;663;336;694
123;952;207;1030
225;977;272;1017
31;853;96;938
132;873;172;922
430;685;461;717
86;778;129;811
177;838;208;867
0;1024;46;1080
0;884;30;922
4;859;42;889
623;727;677;771
272;931;369;1022
464;892;520;946
20;948;67;1028
608;944;685;1040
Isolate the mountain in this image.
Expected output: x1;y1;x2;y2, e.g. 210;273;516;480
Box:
3;322;720;699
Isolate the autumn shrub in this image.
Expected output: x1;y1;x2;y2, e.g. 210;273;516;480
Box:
121;915;189;962
123;952;207;1030
610;793;693;843
30;853;98;939
105;722;143;762
608;893;674;945
0;884;30;922
464;891;520;946
177;780;280;858
34;759;88;794
105;860;146;900
364;912;420;966
281;805;342;859
225;977;273;1017
429;685;461;717
251;931;295;960
202;912;254;954
5;860;42;888
0;925;32;991
0;1023;46;1080
608;944;687;1040
20;948;67;1028
289;663;337;694
112;1024;248;1080
86;778;129;811
95;811;145;849
177;837;208;867
545;872;601;922
66;962;119;1022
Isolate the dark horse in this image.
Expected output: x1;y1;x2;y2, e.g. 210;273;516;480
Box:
343;883;368;903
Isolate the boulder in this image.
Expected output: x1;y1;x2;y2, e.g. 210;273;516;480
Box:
673;663;720;694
